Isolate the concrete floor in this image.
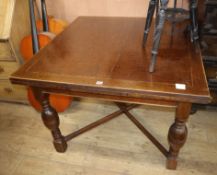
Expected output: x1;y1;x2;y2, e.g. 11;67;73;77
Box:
0;98;217;175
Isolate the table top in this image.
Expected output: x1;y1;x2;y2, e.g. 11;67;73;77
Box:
11;17;210;104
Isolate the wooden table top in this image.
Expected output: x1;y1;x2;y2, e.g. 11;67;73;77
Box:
11;17;210;104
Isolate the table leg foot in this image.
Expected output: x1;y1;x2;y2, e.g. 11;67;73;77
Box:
53;137;67;153
167;102;191;170
166;155;177;170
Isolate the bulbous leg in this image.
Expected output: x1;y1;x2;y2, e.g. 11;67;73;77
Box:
167;102;191;170
32;88;67;152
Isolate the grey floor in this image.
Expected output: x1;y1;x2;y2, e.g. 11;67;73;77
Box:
0;98;217;175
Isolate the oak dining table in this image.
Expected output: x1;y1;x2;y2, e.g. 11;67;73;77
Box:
10;17;211;170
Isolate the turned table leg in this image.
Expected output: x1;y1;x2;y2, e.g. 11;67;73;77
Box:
32;89;67;152
167;102;192;170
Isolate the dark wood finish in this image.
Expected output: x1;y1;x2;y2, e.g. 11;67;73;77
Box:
167;102;192;169
11;17;209;104
32;88;67;152
10;17;210;170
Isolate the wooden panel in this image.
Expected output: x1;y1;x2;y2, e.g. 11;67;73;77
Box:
0;80;27;102
205;66;217;79
0;0;15;40
210;90;217;104
0;0;30;103
0;42;14;61
10;0;31;63
0;0;30;63
0;61;20;79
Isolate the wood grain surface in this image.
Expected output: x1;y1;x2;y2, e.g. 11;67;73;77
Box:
11;17;210;104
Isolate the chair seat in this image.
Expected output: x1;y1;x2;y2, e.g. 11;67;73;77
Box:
143;0;199;73
166;8;189;22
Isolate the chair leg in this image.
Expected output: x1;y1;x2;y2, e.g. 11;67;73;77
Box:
29;0;39;54
189;0;199;43
143;0;157;46
149;0;168;73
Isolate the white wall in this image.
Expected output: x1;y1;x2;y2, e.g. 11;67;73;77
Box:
39;0;189;22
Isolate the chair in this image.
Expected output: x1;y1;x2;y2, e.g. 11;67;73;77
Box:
143;0;199;72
